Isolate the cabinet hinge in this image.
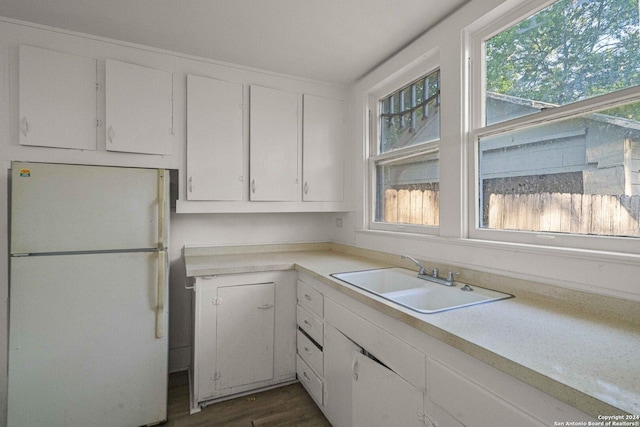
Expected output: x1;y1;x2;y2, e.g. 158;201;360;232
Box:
212;297;222;305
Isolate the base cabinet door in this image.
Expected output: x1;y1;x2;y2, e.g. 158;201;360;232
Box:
323;324;361;427
192;271;296;411
352;352;425;427
216;283;275;390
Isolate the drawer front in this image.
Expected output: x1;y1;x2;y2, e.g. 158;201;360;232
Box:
297;329;323;376
297;279;324;318
297;354;323;407
297;305;324;346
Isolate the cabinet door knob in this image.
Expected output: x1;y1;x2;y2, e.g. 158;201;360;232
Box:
251;179;256;194
189;177;193;193
304;181;309;195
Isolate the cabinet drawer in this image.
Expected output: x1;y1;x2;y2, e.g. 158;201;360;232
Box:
297;279;324;317
297;305;324;346
297;329;323;376
297;355;323;407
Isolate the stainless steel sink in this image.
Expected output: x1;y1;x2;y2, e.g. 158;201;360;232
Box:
331;267;513;313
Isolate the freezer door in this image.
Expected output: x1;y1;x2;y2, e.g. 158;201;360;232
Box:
8;252;168;427
11;162;166;254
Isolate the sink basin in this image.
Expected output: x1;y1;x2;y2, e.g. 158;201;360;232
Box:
331;267;513;313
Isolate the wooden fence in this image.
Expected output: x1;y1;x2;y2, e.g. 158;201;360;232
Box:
488;193;640;236
383;189;640;236
384;189;439;226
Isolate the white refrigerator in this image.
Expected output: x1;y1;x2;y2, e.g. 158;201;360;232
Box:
8;162;169;427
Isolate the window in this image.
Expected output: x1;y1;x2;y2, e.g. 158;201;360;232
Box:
370;69;441;232
471;0;640;251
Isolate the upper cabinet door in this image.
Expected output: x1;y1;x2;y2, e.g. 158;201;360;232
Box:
302;95;345;202
249;85;299;201
19;45;97;150
187;75;244;201
105;59;173;155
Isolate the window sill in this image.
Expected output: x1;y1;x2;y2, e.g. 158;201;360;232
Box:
353;228;640;301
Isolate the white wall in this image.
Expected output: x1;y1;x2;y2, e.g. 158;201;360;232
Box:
344;0;640;302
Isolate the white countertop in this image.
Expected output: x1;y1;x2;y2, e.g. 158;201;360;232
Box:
184;243;640;418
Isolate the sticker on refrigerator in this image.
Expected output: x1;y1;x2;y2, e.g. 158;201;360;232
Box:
19;169;31;177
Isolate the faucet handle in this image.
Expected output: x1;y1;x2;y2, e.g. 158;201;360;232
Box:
431;268;439;278
447;272;460;282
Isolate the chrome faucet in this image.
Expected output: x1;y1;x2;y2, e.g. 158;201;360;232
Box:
400;255;459;287
400;255;427;275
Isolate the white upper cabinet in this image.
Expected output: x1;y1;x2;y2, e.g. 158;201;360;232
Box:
302;94;345;202
186;75;244;200
249;85;299;201
105;59;173;155
19;45;97;150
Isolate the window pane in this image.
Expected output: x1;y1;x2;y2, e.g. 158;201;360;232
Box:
478;101;640;237
376;153;439;226
485;0;640;126
379;69;440;153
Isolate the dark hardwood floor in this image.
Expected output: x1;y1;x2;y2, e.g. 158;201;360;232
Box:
162;371;332;427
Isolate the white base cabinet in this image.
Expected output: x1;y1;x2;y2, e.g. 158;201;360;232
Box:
296;272;595;427
191;271;296;412
190;269;595;424
295;277;326;409
323;324;361;427
352;352;425;427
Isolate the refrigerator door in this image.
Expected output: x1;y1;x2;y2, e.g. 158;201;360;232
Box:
11;162;165;254
8;252;168;427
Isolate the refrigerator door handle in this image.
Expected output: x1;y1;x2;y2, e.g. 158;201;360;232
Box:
156;249;167;338
157;169;167;249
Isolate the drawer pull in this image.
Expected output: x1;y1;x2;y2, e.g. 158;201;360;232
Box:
304;294;312;301
304;320;312;328
304;346;311;354
258;304;274;310
303;372;311;382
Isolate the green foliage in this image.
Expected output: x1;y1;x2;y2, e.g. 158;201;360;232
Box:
486;0;640;109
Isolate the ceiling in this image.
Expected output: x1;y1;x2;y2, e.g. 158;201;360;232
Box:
0;0;468;84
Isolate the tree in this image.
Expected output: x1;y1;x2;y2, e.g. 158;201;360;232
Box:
485;0;640;119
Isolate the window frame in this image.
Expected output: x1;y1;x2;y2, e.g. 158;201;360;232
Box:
367;62;442;235
467;0;640;255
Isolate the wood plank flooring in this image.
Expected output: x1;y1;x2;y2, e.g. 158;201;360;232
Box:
162;371;332;427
